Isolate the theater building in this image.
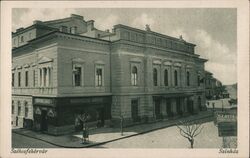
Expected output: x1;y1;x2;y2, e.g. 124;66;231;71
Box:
12;14;207;135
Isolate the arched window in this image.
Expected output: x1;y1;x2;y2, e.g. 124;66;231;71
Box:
187;71;190;86
153;68;158;86
164;69;168;86
174;70;178;86
131;66;138;86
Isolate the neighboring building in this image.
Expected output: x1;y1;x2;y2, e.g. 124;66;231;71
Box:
205;71;214;99
12;14;207;135
205;71;224;100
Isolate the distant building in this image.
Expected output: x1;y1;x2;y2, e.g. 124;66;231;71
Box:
205;71;224;100
12;14;207;135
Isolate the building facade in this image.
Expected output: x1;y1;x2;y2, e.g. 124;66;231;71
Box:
205;71;224;100
12;14;207;135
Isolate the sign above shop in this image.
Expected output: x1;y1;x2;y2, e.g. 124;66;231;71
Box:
34;98;53;105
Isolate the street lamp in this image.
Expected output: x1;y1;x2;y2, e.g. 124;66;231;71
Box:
120;115;124;136
221;99;224;112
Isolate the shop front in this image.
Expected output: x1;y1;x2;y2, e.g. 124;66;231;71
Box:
33;96;112;135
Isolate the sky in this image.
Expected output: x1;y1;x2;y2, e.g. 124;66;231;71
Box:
12;8;237;85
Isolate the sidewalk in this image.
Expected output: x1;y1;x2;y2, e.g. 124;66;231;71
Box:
12;111;214;148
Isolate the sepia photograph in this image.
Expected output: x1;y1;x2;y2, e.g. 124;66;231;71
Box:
0;1;249;158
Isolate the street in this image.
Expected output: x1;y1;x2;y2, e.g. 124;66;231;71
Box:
12;133;58;148
95;121;223;148
12;118;235;149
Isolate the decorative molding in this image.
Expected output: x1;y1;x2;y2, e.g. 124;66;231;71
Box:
72;58;85;63
38;56;53;64
117;51;144;57
95;60;105;65
163;61;172;66
58;46;109;55
130;57;142;63
174;62;182;67
23;64;30;68
16;66;22;69
35;107;41;115
12;66;17;70
31;63;37;67
153;60;161;65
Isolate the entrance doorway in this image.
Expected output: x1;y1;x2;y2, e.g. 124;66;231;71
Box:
198;97;202;111
97;107;105;127
166;99;172;117
154;99;161;119
187;100;194;114
41;110;48;131
131;99;139;122
176;98;182;115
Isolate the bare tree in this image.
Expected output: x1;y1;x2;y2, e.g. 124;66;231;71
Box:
176;120;204;148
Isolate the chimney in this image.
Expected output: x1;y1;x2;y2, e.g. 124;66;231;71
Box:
105;29;110;33
87;20;95;30
70;14;84;20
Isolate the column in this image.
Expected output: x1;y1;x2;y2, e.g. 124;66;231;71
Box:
170;64;173;87
38;68;40;87
41;68;44;87
46;67;49;87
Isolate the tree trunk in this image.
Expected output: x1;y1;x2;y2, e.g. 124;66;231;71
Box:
190;139;194;148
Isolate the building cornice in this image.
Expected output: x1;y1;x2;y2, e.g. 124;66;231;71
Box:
112;39;202;60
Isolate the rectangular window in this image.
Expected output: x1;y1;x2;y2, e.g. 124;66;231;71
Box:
198;75;201;86
33;70;35;87
20;36;24;42
153;68;158;86
74;66;82;86
96;68;103;86
96;68;102;86
18;72;21;87
12;101;14;114
164;69;168;86
70;26;77;34
25;106;28;117
131;66;138;86
43;68;47;87
12;105;14;114
12;73;15;87
60;26;68;33
25;71;28;87
18;106;21;116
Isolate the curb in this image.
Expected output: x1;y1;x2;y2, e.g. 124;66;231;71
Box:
13;113;214;148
